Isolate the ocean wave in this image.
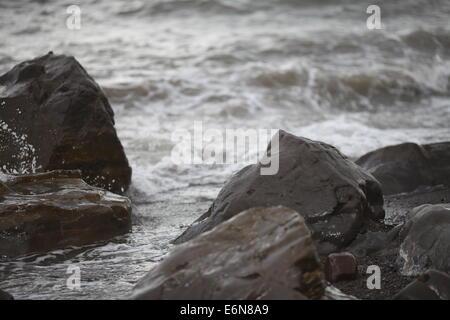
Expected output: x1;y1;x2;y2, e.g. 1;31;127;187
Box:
124;0;251;16
401;29;450;57
247;66;309;88
313;69;446;111
103;84;163;101
294;114;450;159
111;0;363;17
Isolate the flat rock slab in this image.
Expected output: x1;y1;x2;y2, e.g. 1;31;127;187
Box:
175;130;384;254
0;170;132;257
132;206;325;300
398;204;450;276
356;142;450;195
0;52;131;193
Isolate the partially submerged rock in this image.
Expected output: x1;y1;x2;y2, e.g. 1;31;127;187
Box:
132;206;325;300
175;130;385;254
0;52;131;193
356;142;450;195
398;204;450;276
0;170;132;257
394;269;450;300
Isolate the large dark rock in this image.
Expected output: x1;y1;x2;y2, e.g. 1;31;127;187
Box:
0;170;132;257
132;206;325;300
356;142;450;195
0;53;131;193
394;269;450;300
398;204;450;276
175;130;385;254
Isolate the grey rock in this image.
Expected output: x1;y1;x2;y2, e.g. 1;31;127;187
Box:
175;130;385;254
132;206;325;300
398;204;450;276
356;142;450;195
0;52;131;193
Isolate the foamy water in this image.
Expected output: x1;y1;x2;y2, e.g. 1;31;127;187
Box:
0;0;449;299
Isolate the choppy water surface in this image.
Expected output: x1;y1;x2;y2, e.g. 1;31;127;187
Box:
0;0;449;299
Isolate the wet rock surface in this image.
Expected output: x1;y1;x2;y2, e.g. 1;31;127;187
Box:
356;142;450;195
0;170;132;257
175;130;385;254
132;206;325;300
394;269;450;300
0;53;131;193
398;204;450;276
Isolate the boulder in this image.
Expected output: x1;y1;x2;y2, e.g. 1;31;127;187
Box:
398;204;450;276
0;170;132;257
356;142;450;195
132;206;325;300
0;52;131;193
394;269;450;300
175;130;385;254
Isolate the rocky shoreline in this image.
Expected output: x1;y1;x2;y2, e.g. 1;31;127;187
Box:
1;54;450;300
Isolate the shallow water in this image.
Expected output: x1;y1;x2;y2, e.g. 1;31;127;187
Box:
0;0;449;299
